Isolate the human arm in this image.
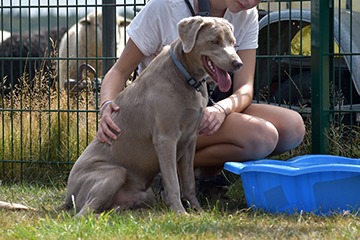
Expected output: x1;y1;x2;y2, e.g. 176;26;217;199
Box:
97;38;145;144
198;48;256;135
217;48;256;113
97;0;186;144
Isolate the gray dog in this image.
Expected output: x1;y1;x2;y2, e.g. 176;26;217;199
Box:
61;16;242;217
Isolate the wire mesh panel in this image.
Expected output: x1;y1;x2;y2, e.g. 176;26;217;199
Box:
0;0;146;183
256;0;360;156
256;1;314;114
328;1;360;155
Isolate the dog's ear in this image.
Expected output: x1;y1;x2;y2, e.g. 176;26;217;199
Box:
177;16;205;53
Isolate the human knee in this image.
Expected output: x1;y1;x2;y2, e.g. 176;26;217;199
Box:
245;120;279;159
293;113;306;144
281;111;305;148
258;122;279;157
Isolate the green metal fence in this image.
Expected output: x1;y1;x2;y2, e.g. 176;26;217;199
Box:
311;0;360;153
0;0;359;183
0;0;147;183
255;0;360;154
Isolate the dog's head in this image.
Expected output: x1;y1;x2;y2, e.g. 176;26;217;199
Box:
177;16;242;92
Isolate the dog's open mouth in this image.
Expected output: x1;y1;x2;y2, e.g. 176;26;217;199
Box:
202;56;232;92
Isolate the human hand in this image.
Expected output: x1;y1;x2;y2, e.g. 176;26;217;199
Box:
96;101;121;145
198;105;227;135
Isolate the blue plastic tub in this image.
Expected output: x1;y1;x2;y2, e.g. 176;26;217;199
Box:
224;155;360;214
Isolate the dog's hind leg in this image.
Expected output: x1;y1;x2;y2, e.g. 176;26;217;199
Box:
75;166;127;217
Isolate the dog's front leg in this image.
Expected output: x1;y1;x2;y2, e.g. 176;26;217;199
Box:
154;138;186;213
178;138;202;211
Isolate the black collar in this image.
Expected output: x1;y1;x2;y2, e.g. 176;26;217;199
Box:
169;47;204;92
184;0;210;17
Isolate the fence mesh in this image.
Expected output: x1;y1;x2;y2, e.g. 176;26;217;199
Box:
0;0;359;183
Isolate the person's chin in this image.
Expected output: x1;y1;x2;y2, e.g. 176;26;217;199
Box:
228;7;243;13
228;4;245;13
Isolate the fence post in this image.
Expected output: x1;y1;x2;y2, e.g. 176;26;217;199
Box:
311;0;333;153
102;0;117;76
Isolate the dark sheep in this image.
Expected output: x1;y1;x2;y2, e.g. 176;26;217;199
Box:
0;27;67;96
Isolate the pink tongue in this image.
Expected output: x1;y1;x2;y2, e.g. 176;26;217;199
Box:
213;64;232;92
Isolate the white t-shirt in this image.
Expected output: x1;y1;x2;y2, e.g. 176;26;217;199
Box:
127;0;259;72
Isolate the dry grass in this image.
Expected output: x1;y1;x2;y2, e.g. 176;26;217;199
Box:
0;48;99;183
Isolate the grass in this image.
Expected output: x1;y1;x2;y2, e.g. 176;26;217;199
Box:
1;183;360;239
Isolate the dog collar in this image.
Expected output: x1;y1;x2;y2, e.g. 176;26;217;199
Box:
169;47;204;92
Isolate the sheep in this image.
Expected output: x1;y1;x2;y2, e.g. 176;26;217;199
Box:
0;30;11;43
0;27;67;96
58;11;131;92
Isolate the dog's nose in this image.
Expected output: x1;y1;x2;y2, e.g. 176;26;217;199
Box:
233;60;243;71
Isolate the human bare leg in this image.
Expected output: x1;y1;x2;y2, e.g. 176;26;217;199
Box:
243;104;305;155
194;104;305;175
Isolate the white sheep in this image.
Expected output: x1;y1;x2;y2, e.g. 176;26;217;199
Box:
58;11;130;91
0;30;11;43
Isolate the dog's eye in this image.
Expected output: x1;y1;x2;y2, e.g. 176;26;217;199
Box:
211;40;219;45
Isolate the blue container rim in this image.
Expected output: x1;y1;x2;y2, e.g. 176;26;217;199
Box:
224;154;360;176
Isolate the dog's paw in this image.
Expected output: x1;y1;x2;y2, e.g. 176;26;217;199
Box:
181;198;202;212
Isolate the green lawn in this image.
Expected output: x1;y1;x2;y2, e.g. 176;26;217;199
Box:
1;183;360;240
